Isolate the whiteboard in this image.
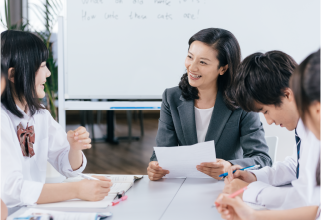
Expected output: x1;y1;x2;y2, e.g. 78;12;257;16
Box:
65;0;320;99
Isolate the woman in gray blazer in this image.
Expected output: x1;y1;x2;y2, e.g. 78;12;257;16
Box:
147;28;272;181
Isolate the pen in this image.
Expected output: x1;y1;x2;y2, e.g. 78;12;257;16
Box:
111;195;128;206
219;165;260;178
229;186;248;198
78;173;100;180
214;186;248;207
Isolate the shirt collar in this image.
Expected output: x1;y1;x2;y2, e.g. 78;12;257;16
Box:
1;103;33;131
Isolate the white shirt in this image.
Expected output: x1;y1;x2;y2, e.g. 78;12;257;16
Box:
243;119;320;209
1;104;87;207
194;106;214;143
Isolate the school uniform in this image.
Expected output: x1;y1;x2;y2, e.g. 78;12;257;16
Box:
243;119;320;209
1;104;87;207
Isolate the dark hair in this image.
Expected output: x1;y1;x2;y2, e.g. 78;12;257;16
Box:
291;50;320;186
233;51;298;112
178;28;241;110
0;60;7;79
290;49;320;124
1;30;48;118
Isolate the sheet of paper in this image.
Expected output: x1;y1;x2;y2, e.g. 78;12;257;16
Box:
110;182;133;194
154;141;216;178
17;208;112;220
109;175;134;183
29;194;116;208
64;175;142;183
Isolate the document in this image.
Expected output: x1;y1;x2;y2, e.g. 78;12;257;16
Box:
154;141;216;178
29;175;143;208
15;208;112;220
29;194;116;208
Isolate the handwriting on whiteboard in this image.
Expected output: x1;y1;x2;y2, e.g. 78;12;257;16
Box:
79;0;203;22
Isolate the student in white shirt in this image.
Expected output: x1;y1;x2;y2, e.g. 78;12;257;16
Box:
147;28;272;181
1;30;113;208
215;50;320;220
214;50;321;220
1;68;8;220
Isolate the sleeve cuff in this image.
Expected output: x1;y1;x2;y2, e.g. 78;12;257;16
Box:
21;180;44;205
61;151;87;178
243;181;271;205
249;169;269;183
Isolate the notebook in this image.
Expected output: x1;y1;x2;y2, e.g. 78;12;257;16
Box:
29;175;143;208
15;208;112;220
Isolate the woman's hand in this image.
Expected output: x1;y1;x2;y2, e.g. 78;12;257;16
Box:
76;175;113;201
215;194;256;220
196;159;232;180
67;126;92;150
147;161;169;181
225;165;257;183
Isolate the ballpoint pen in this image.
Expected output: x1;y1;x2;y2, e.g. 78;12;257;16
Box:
219;165;260;178
214;186;248;207
78;173;100;180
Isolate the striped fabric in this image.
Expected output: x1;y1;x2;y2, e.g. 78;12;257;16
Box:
295;129;301;179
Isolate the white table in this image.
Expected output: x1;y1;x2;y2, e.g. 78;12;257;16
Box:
8;176;225;220
161;178;224;220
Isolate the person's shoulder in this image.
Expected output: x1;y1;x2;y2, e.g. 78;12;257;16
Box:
165;86;181;95
162;86;182;105
1;104;11;119
163;86;181;99
35;105;54;120
1;104;13;127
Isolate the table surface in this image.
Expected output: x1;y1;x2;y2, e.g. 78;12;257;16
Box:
8;176;225;220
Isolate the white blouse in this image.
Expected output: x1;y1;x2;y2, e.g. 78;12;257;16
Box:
194;106;214;143
1;104;87;207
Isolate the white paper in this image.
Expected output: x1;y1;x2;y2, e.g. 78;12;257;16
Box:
17;208;112;220
31;175;143;208
64;175;142;183
154;141;216;178
29;194;116;208
110;182;133;194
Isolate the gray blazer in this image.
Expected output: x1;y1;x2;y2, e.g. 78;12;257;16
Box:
150;86;272;168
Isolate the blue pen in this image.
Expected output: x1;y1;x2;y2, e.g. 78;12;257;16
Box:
219;165;261;178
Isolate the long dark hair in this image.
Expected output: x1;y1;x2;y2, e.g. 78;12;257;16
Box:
1;30;48;118
1;63;7;85
178;28;241;110
290;49;320;186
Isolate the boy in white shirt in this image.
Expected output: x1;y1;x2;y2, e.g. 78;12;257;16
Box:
222;50;320;209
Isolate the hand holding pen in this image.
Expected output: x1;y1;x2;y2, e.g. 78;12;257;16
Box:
222;165;259;183
76;174;113;201
214;187;254;220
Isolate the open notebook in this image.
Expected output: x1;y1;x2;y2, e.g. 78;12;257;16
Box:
29;175;143;208
14;208;112;220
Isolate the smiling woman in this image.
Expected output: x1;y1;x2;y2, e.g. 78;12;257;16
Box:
147;28;272;181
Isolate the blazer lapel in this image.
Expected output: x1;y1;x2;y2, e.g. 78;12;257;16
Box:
205;89;232;144
177;96;198;145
